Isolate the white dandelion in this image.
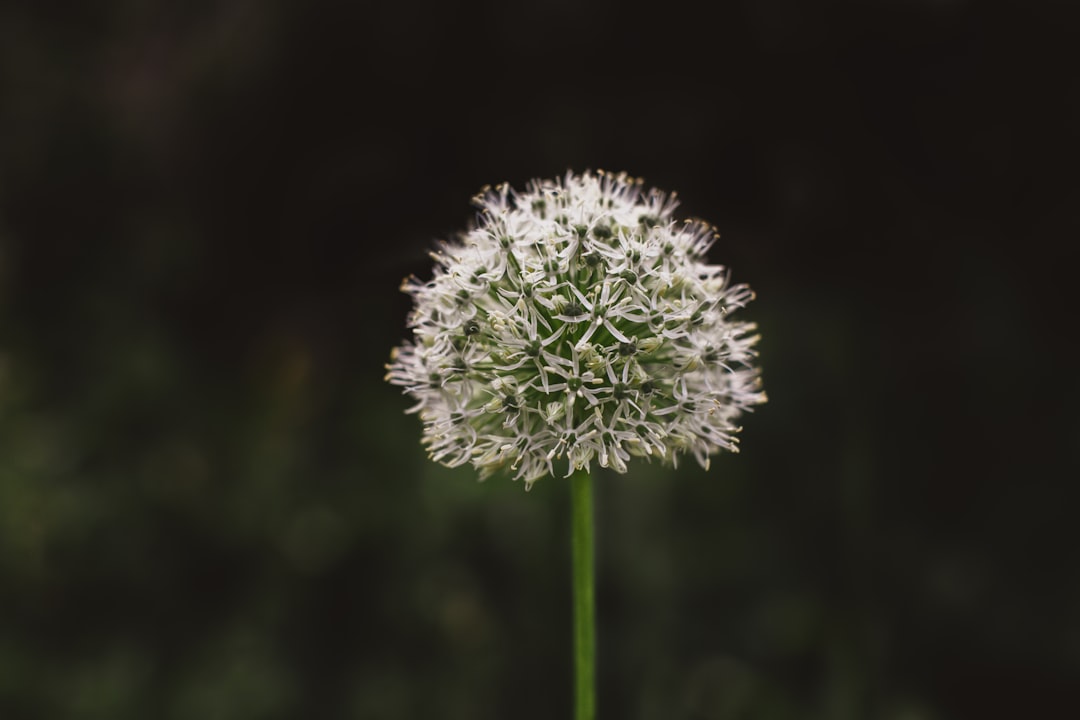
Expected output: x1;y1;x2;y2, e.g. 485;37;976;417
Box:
386;170;766;489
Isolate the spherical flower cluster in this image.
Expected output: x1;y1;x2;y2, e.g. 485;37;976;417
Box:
386;171;766;488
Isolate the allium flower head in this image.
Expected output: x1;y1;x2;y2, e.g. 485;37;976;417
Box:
387;171;766;488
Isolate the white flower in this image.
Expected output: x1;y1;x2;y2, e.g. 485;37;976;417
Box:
386;171;766;488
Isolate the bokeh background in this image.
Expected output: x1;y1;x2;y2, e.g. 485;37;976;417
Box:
1;1;1077;718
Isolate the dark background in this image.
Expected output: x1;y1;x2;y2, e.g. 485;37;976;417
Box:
1;1;1077;718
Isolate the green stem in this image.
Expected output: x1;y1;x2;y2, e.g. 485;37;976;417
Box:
571;469;596;720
